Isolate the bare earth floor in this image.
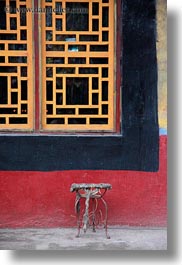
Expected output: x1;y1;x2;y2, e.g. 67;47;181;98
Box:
0;227;167;250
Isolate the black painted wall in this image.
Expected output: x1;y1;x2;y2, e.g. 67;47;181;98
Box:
0;0;159;172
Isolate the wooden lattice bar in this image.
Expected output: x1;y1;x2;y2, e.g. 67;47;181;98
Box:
0;0;33;130
41;0;115;131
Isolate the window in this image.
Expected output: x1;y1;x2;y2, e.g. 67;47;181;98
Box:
0;0;116;132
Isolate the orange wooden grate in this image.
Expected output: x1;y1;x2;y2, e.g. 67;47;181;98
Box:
41;0;115;131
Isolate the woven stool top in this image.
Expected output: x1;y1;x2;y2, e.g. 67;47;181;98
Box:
70;183;112;192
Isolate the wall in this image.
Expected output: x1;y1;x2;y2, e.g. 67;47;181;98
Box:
0;0;167;228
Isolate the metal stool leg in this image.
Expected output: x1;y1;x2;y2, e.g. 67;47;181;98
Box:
101;197;110;239
83;191;90;233
75;194;81;238
91;198;97;232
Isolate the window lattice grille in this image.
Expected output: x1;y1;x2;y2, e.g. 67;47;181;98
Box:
0;0;33;130
41;0;115;131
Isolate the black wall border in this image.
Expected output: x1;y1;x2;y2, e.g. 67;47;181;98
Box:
0;0;159;172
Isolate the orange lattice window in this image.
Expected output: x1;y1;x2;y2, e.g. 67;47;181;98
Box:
41;0;115;131
0;0;33;130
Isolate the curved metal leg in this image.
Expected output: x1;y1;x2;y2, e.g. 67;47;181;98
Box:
101;197;110;239
75;195;81;238
91;198;97;232
83;192;90;233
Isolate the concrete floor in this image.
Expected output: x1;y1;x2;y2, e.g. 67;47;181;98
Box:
0;227;167;250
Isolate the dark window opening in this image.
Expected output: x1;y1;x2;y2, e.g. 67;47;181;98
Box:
66;78;88;105
66;2;89;31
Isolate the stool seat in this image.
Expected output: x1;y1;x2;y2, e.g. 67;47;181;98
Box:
70;183;112;192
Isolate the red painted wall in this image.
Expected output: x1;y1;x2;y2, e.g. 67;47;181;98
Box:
0;136;167;228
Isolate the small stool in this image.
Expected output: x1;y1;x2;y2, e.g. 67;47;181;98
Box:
70;183;112;239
